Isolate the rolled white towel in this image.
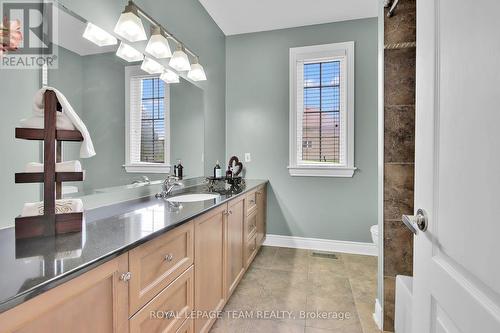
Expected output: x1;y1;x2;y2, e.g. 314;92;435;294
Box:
33;87;96;158
20;114;75;130
25;160;82;173
21;199;83;217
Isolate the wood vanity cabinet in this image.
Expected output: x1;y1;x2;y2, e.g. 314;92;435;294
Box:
225;196;246;297
193;205;226;333
0;185;267;333
0;254;129;333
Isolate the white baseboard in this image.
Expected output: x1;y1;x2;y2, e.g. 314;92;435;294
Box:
263;234;378;256
373;298;383;330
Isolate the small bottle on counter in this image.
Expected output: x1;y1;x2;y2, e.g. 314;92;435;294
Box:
174;160;183;179
214;160;222;178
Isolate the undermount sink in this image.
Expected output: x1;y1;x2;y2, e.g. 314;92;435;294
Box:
166;193;219;203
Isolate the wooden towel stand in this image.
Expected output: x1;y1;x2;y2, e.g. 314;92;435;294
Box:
14;90;84;239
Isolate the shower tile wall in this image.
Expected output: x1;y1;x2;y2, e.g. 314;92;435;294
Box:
383;0;416;331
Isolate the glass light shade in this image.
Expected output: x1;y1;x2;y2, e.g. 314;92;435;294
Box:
141;57;164;74
187;63;207;81
169;48;191;71
116;42;143;62
114;11;147;42
160;69;179;84
82;22;117;47
145;34;172;59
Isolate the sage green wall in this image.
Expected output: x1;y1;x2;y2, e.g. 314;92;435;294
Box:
0;70;40;229
170;79;205;178
226;18;378;242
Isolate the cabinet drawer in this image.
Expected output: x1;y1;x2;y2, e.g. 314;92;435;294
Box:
129;221;194;315
245;233;258;267
176;318;194;333
246;191;257;214
130;266;194;333
245;209;257;239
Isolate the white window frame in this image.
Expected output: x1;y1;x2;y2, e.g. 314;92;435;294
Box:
124;65;171;173
288;41;356;178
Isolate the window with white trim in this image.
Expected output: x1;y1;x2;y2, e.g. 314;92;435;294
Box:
289;42;356;177
124;66;170;173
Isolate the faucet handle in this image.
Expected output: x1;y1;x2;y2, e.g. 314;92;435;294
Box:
167;174;179;181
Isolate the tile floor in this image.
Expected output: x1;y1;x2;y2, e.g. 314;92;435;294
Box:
210;246;385;333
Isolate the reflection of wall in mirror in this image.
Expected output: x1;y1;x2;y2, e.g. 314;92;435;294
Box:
49;45;205;194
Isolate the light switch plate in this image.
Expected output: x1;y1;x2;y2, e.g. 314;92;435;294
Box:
245;153;251;162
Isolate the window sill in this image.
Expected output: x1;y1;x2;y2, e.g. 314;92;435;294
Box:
123;164;171;174
287;165;356;178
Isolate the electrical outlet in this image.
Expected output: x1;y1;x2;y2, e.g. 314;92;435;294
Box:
245;153;251;162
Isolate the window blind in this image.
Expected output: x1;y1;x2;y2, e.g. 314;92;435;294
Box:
296;57;346;165
129;76;168;164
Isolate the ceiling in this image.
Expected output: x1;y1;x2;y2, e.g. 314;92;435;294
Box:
198;0;378;36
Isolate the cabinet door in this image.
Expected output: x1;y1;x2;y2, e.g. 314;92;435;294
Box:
0;254;129;333
194;205;226;333
226;197;245;297
256;186;267;247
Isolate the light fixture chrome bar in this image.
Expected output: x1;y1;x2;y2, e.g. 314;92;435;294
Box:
127;0;199;60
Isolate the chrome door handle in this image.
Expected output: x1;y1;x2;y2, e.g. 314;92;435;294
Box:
402;209;428;234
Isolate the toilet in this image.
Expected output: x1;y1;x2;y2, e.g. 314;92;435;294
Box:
395;275;413;333
370;224;379;246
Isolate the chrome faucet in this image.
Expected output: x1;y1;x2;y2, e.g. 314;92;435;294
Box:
155;175;184;198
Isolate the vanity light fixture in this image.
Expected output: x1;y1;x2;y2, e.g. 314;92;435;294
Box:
141;57;164;74
114;1;147;42
145;27;172;59
82;22;117;47
187;57;207;81
169;44;191;72
160;69;180;84
114;0;208;80
116;42;144;62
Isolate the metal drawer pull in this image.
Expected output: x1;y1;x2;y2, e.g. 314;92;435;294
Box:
164;253;174;262
120;272;132;282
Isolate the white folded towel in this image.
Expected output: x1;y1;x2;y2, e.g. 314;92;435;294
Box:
21;199;83;217
32;87;96;158
20;114;75;131
25;160;82;173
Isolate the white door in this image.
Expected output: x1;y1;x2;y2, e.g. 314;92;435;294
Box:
412;0;500;332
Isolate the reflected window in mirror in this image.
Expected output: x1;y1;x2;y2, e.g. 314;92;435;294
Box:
125;66;171;173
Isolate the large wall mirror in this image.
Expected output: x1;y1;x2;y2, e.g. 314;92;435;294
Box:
0;0;207;227
47;2;205;196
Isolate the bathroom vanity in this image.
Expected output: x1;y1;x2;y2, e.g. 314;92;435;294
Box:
0;180;267;333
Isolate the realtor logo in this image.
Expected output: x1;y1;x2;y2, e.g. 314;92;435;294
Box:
1;0;58;69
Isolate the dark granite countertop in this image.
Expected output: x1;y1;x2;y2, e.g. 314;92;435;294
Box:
0;179;267;314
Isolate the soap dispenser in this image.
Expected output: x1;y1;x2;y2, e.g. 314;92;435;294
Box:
214;160;222;178
174;160;183;179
